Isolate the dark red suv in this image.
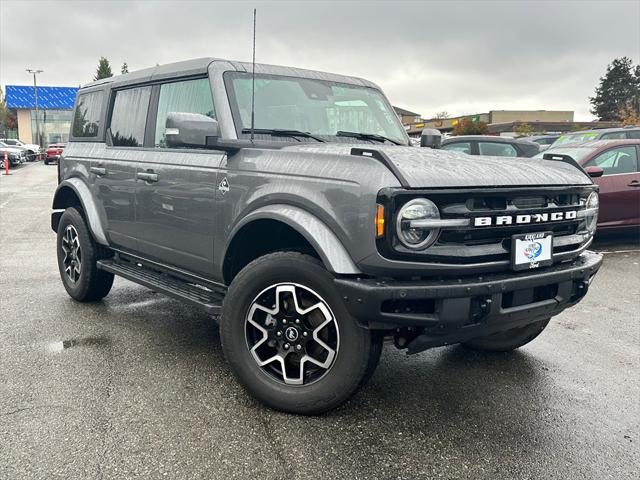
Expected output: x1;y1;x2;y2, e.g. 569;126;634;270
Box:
45;144;65;165
538;140;640;230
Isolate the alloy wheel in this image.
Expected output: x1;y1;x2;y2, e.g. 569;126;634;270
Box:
245;283;339;385
61;225;82;283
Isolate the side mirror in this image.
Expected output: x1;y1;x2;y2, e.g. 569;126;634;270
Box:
165;112;219;148
585;166;604;178
420;128;442;148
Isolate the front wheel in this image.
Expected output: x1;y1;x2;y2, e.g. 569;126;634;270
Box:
221;252;381;415
462;318;550;352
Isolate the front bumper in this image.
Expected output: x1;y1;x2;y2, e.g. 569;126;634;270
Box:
336;250;602;352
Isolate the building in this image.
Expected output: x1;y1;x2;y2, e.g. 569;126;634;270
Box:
393;106;422;126
406;110;577;136
5;85;78;145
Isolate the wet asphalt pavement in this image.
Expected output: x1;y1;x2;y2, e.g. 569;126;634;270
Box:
1;162;638;479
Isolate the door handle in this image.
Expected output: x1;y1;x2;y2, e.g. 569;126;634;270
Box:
628;180;640;187
137;171;159;183
90;166;107;176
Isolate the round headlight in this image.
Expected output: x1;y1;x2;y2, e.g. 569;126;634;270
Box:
585;191;599;233
396;198;440;249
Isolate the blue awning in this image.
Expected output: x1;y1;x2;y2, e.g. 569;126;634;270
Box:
5;85;79;110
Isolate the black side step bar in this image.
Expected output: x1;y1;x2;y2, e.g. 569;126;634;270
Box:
97;258;225;314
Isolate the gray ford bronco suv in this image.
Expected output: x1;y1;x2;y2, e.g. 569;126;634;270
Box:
52;58;602;414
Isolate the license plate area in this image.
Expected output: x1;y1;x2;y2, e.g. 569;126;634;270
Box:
511;232;553;271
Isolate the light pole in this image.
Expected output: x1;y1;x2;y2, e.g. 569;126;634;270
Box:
26;69;43;148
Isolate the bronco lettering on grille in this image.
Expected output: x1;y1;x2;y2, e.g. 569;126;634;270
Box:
474;210;578;227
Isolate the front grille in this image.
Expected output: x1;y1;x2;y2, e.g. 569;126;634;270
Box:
379;185;595;272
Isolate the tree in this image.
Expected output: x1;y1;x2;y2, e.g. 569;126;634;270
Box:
514;123;534;137
589;57;640;121
434;111;450;119
619;104;640;126
0;87;17;134
453;118;488;135
121;62;129;74
94;57;113;81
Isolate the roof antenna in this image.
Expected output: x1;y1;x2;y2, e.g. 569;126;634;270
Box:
250;8;257;143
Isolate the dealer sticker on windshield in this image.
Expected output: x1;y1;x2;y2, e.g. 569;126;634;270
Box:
511;232;553;271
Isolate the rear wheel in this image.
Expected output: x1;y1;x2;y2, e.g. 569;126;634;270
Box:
462;318;550;352
221;252;381;415
56;207;114;302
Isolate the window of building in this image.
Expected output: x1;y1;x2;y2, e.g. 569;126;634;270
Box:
33;109;74;144
154;78;215;148
72;92;103;138
441;142;471;154
478;142;518;157
585;146;638;175
109;86;151;147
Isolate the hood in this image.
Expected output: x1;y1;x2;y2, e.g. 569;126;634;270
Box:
282;144;591;188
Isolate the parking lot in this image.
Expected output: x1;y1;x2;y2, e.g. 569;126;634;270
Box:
1;162;638;479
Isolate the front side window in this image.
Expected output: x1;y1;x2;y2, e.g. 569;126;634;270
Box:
154;78;215;148
109;86;151;147
626;130;640;139
585;146;638;175
72;91;103;138
478;142;518;157
441;142;471;154
225;72;407;145
600;131;626;140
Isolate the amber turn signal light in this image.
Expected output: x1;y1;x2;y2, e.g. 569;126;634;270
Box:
376;204;385;238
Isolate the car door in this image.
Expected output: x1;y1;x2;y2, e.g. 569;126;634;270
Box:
584;145;640;228
134;77;223;277
92;86;151;251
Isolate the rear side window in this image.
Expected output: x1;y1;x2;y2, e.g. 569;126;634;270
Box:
154;78;215;148
72;91;103;138
478;142;518;157
109;86;151;147
442;142;471;154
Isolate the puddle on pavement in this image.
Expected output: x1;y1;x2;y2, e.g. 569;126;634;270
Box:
46;336;111;353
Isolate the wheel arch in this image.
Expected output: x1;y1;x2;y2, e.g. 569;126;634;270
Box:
51;178;108;245
222;205;360;284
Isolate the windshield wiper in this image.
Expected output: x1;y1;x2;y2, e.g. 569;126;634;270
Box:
336;131;403;145
241;128;325;143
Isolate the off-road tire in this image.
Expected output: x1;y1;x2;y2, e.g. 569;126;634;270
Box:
56;207;114;302
462;318;550;352
221;252;381;415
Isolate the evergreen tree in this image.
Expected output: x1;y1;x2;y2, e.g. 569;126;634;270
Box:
121;62;129;74
94;57;113;81
589;57;640;121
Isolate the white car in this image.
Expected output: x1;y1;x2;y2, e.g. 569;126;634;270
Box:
0;138;40;160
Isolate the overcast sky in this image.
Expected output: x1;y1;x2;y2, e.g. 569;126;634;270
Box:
1;0;639;120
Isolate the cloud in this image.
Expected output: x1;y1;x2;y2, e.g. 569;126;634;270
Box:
1;0;638;120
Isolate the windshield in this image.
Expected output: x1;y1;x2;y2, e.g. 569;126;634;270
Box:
225;72;408;145
552;132;599;147
534;146;596;163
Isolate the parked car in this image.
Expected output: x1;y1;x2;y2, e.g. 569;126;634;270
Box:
440;135;541;157
527;134;560;151
45;143;65;164
0;138;41;160
551;127;640;148
51;57;602;414
537;140;640;230
0;141;26;167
